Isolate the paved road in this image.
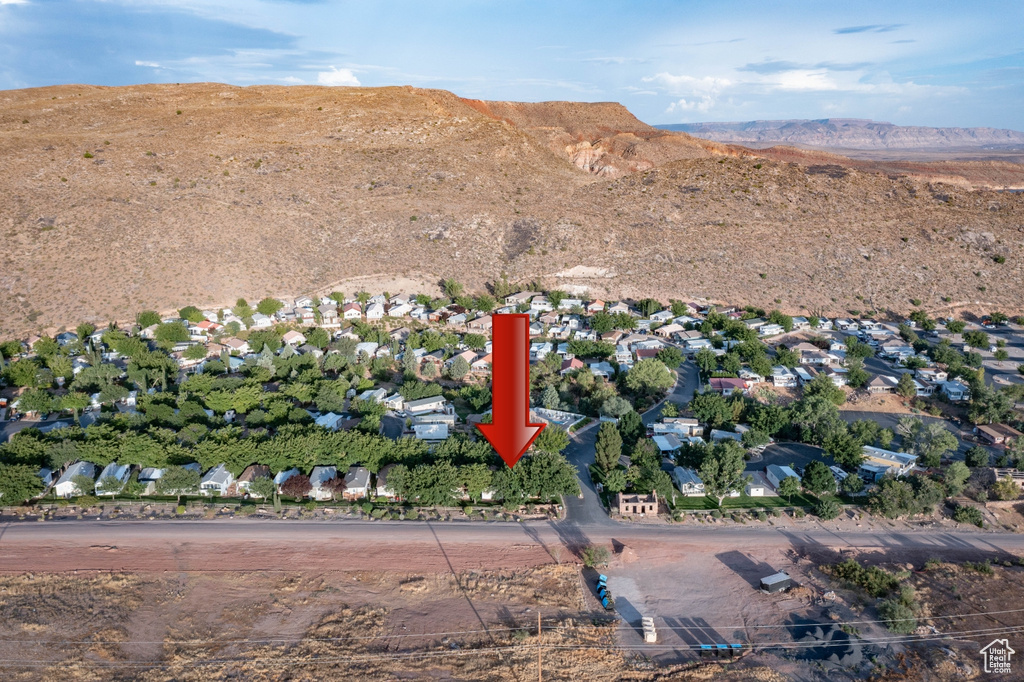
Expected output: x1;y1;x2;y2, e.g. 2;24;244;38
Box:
2;518;1022;574
748;442;826;472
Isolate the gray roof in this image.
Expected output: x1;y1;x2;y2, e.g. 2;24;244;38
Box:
201;463;233;486
55;461;96;486
344;466;370;489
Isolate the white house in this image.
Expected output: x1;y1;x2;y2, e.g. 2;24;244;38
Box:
343;467;371;500
672;467;705;497
274;467;300;491
53;461;96;498
95;462;131;496
200;464;235;496
375;463;401;500
282;330;307;346
405;396;449;416
365;302;385;320
315;412;345;431
940;380;971;402
309;466;339;501
859;446;918;480
414;423;449;441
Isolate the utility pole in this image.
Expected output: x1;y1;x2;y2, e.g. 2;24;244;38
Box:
537;611;542;682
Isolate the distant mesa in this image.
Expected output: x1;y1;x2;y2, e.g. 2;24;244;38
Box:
659;118;1024;155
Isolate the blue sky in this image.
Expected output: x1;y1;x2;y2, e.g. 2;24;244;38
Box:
1;0;1022;129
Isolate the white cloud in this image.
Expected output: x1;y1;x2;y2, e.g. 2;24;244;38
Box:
281;76;304;84
0;0;30;5
644;73;731;113
317;66;360;87
135;60;161;68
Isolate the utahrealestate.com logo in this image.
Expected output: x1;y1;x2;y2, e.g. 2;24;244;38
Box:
980;639;1015;674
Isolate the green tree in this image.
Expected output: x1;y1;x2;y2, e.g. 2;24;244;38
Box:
33;336;60;359
136;310;161;328
801;460;836;494
690;391;732;428
777;475;801;502
184;344;208;361
943;461;971;496
533;426;569;454
803;372;846;405
156;466;201;496
963;330;989;350
774;347;800;368
540;384;560;409
460;463;493;501
17;388;55;414
995;348;1010;362
178;306;206;323
522;450;579;499
617;411;644;449
0;464;44;504
656;346;683;368
442;279;463;298
840;473;865;495
845;357;870;389
155;322;189;345
965;445;990;468
699;441;750;506
600;396;632;418
603;468;627;493
447;356;470;381
71;474;95;496
946;319;966;334
59;391;91;421
256;298;284;316
895;372;917;399
694;348;717;374
4;359;40;388
247;477;277;500
594;422;622;473
307;328;330;349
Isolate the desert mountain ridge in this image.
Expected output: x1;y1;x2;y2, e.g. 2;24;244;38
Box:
1;82;1023;337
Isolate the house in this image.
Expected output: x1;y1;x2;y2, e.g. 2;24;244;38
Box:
977;424;1024;447
386;302;413;318
471;354;493;373
505;291;539;306
615;344;632;364
53;461;96;498
223;338;250;354
315;412;345;431
414;423;449;441
200;464;234;496
383;394;405;411
309;466;339;501
608;302;633;315
794;366;817;385
319;304;341;327
709;378;748;395
916;367;948;384
866;375;900;394
405;396;449;416
375;463;401;500
447;349;478;370
589;361;616;378
282;330;306;346
38;467;54;488
560;357;585;375
237;465;272;494
710;429;743;444
55;331;78;346
940;380;971;402
653;418;703;438
586;300;605;313
759;323;785;337
365;302;385;320
745;479;767;497
531;342;554;360
653;434;683;453
685;337;713;353
95;462;131;495
467;314;493;332
274;467;300;491
859;446;918;480
358;387;388;404
355;341;379;357
655;323;684;338
343;467;371;500
672;467;705;496
138;467;164;494
250;312;273;329
616;491;658;515
766;464;799;490
822;366;849;387
558;298;583;310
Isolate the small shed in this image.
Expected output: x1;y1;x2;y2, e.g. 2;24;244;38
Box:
760;571;792;594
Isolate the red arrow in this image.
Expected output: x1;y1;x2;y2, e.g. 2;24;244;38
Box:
476;314;546;468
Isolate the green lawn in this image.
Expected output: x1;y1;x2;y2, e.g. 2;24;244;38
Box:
672;492;820;510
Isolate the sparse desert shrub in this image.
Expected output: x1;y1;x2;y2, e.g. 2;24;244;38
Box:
879;599;917;634
582;544;610;568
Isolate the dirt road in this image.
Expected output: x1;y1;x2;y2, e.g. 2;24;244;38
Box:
2;519;1022;573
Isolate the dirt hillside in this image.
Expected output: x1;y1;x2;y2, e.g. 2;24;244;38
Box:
1;83;1023;336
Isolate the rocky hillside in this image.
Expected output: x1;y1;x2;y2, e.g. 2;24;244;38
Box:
662;118;1024;150
1;83;1023;336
